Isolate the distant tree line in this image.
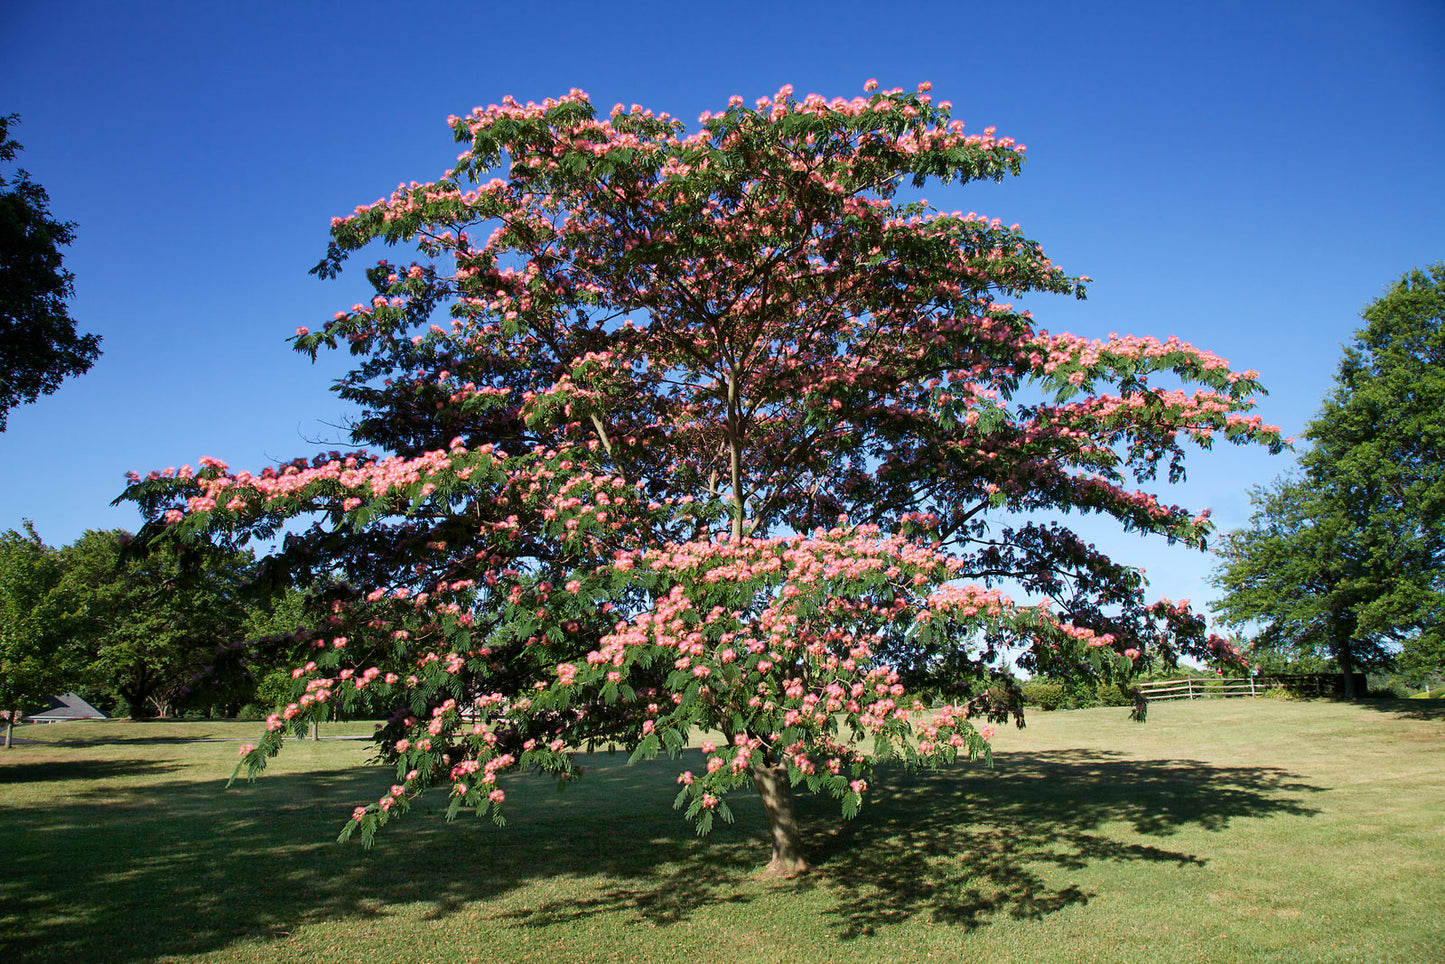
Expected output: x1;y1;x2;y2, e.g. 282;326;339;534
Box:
0;524;336;726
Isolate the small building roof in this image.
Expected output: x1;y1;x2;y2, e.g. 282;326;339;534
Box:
26;693;108;722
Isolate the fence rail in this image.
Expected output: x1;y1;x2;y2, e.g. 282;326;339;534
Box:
1136;674;1342;702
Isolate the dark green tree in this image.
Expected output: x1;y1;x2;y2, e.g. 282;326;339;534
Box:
0;113;101;431
0;522;67;747
1212;264;1445;697
49;530;256;718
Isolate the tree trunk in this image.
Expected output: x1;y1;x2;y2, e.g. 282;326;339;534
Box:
123;668;153;719
1339;654;1359;699
1337;631;1358;700
1327;607;1359;701
751;763;810;877
4;711;14;749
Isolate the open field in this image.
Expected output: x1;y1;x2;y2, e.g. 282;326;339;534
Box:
2;700;1441;963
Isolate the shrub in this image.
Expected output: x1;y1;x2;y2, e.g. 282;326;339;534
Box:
1057;677;1100;709
1096;683;1134;707
1366;673;1417;699
1021;681;1066;711
1261;684;1304;701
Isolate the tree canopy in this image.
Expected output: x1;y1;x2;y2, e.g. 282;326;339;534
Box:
124;82;1284;874
0;113;101;430
46;530;258;718
0;522;66;747
1212;263;1445;696
4;523;295;726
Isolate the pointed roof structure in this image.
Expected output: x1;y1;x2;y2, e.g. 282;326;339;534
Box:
25;693;108;723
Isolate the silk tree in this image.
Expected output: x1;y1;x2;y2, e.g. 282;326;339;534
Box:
127;81;1282;875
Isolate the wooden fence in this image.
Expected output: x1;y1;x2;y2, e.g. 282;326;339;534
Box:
1136;674;1345;702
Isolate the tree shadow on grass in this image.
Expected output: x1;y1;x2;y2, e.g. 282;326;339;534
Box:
801;749;1320;938
0;758;182;785
0;747;1322;962
42;734;248;747
1351;697;1445;722
487;749;1321;939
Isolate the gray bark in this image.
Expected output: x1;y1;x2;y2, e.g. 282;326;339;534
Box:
751;763;810;877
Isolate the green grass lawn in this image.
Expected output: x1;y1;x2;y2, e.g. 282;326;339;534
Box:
1;699;1441;963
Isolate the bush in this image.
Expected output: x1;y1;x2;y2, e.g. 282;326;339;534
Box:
1365;673;1421;699
1096;683;1134;707
1058;678;1099;709
1019;680;1138;710
1021;681;1065;711
1261;684;1305;701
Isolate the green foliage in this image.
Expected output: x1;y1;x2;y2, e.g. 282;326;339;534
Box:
252;667;296;712
122;83;1285;862
46;530;257;718
1059;676;1103;709
1023;676;1134;710
1365;674;1415;699
1095;682;1134;707
0;114;101;430
1397;629;1445;687
1212;264;1445;698
1249;646;1334;676
0;522;68;741
1020;680;1065;711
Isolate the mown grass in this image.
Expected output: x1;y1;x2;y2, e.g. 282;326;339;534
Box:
1;699;1441;963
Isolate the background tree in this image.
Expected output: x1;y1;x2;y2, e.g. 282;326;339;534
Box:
1211;474;1395;694
1212;264;1445;697
49;529;255;718
1397;630;1444;690
125;82;1283;874
0;522;67;747
0;113;101;431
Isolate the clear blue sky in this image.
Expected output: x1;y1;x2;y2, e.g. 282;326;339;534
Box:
3;0;1442;624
